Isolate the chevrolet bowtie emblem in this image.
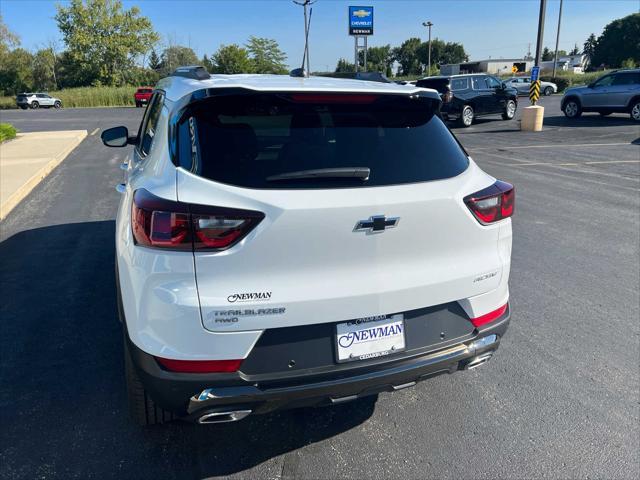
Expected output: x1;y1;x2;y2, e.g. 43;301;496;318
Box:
354;215;400;233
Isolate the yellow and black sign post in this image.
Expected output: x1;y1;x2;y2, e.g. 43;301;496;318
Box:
529;79;541;105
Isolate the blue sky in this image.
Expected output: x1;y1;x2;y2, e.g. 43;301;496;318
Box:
1;0;638;71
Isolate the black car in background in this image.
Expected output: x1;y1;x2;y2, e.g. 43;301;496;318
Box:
416;74;518;127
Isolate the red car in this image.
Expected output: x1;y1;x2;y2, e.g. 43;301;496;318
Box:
134;87;153;108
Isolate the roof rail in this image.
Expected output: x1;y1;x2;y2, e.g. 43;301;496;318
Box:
170;65;210;80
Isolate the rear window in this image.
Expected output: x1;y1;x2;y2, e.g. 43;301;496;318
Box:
137;88;152;93
415;78;450;93
176;93;468;189
450;78;469;91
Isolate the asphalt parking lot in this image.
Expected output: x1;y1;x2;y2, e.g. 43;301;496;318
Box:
1;96;638;479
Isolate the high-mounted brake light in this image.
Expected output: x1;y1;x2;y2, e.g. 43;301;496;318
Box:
464;181;514;225
289;93;379;104
469;303;508;328
131;189;264;251
155;356;243;373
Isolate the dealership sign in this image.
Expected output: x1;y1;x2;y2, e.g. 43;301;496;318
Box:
349;6;374;35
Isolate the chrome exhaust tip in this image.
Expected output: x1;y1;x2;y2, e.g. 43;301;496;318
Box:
197;409;252;424
464;351;494;370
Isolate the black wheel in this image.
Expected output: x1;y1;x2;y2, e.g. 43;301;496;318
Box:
459;105;474;127
543;86;554;96
563;99;582;119
135;101;141;108
124;337;176;425
54;101;62;109
20;105;27;110
502;99;516;120
31;101;39;109
630;101;640;122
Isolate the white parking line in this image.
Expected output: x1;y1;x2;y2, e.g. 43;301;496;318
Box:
514;160;640;166
90;128;99;136
470;142;633;151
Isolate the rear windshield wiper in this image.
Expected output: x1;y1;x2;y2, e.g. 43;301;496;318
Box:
266;167;370;182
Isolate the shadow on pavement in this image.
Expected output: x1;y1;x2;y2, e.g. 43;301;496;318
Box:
0;221;375;479
543;114;635;128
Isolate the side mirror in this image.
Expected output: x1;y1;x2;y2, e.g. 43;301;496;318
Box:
501;82;507;89
101;126;135;147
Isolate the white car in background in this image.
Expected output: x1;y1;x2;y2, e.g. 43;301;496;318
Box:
505;77;558;96
16;92;63;109
101;66;514;425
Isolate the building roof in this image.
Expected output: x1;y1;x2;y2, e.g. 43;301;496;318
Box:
156;73;430;102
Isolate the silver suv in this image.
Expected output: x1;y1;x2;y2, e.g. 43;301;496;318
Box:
16;92;63;110
562;69;640;121
504;77;557;96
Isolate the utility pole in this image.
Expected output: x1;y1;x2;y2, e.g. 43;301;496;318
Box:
422;21;434;75
534;0;547;67
294;0;315;76
552;0;563;78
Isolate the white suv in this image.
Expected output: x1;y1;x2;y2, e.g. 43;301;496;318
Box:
16;92;63;109
102;66;514;425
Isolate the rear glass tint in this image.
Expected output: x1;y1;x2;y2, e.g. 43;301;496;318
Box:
416;78;449;93
137;89;152;93
177;93;468;189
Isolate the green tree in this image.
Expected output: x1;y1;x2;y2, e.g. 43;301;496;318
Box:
590;13;640;69
0;13;19;54
335;58;356;73
246;36;288;74
159;45;199;76
148;49;161;70
55;0;159;86
393;37;422;76
541;47;553;61
363;44;393;76
0;48;34;95
583;33;598;64
32;48;57;90
201;54;213;72
211;44;254;74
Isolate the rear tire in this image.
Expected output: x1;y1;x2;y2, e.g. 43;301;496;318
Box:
562;99;581;119
31;101;39;109
124;337;176;426
135;101;141;108
459;105;474;127
502;99;516;120
630;101;640;122
54;101;61;109
20;105;27;110
543;86;553;96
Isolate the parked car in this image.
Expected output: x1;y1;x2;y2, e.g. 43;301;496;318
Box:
16;92;62;110
134;87;154;107
416;74;518;127
504;77;557;96
562;69;640;121
101;66;513;426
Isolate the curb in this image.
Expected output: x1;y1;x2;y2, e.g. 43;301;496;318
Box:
0;130;87;220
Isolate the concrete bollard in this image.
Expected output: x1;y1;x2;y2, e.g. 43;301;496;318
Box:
521;105;544;131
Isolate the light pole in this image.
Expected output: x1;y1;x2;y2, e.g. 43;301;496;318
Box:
552;0;563;78
422;21;433;76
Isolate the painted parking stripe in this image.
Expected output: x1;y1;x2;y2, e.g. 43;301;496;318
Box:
90;128;99;136
470;142;633;151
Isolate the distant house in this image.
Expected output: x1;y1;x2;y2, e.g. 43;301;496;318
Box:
440;59;535;76
539;54;588;73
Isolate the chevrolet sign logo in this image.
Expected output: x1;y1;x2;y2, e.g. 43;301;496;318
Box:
354;215;400;233
352;9;371;18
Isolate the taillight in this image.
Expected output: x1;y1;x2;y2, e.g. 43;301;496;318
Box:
131;189;264;251
155;356;243;373
469;303;508;328
464;181;515;225
442;90;453;103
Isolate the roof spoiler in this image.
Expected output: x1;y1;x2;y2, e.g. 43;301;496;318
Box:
170;66;210;80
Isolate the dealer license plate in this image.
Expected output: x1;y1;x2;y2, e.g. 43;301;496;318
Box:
335;314;405;363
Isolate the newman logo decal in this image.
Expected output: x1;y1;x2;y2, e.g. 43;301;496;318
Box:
227;291;272;303
338;323;404;348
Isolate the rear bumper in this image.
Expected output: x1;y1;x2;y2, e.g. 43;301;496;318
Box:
126;307;510;421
